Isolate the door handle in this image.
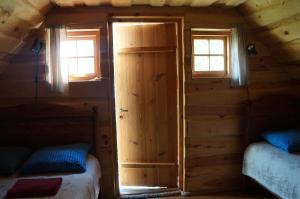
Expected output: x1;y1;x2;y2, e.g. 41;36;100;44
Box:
120;108;128;112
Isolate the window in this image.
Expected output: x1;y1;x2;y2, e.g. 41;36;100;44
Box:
66;29;100;81
192;30;230;78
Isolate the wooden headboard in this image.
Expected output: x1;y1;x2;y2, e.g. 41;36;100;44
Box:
245;94;300;146
0;103;97;154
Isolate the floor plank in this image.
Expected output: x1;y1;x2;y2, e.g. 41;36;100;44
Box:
165;197;273;199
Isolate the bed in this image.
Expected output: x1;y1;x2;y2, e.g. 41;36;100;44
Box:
242;95;300;199
0;103;101;199
243;142;300;199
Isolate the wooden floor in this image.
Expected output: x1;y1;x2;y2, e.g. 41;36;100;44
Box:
165;196;275;199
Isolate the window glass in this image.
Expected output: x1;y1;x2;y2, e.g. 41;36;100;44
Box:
68;58;77;75
77;40;94;56
210;56;224;71
192;34;228;77
65;30;100;80
194;56;209;71
67;41;77;57
78;58;95;74
194;39;209;54
210;39;224;54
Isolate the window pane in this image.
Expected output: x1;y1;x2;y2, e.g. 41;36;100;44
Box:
68;58;78;75
78;58;95;74
77;40;94;56
210;56;224;71
67;41;77;57
194;56;209;71
210;39;224;54
194;39;209;54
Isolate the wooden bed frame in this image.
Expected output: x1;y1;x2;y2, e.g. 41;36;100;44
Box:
0;103;97;154
243;94;300;195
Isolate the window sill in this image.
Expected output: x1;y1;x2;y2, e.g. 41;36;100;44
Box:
192;74;231;79
69;76;105;83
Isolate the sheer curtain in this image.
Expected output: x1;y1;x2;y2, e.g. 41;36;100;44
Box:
46;27;69;94
230;24;248;87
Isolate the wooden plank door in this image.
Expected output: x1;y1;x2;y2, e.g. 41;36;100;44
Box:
113;23;178;187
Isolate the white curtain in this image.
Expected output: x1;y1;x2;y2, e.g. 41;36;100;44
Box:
46;27;69;94
230;25;248;87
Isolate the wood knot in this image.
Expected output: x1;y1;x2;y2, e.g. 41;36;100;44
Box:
284;30;289;35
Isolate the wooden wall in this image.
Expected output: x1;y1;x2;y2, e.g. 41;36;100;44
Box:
0;6;299;198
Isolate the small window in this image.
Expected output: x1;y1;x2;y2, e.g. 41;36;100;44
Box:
192;30;230;78
66;29;100;81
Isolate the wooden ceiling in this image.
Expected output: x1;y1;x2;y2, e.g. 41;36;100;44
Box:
0;0;299;72
240;0;300;65
52;0;248;7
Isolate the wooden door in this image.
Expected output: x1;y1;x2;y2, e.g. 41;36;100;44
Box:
114;23;178;187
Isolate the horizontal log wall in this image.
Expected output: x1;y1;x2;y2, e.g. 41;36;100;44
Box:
0;6;298;198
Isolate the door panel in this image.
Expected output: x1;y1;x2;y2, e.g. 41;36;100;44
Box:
114;23;178;187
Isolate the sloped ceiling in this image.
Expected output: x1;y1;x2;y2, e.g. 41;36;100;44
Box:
0;0;299;70
239;0;300;64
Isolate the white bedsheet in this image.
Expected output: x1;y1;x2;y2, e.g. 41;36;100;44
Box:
243;142;300;199
0;155;101;199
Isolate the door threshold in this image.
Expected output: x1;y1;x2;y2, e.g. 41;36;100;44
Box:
120;186;181;199
120;186;180;196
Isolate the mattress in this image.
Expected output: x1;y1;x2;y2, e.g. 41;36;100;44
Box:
243;142;300;199
0;155;101;199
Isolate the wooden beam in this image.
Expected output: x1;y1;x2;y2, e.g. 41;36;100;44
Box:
190;0;219;7
225;0;247;7
150;0;166;6
53;0;75;7
111;0;132;6
81;0;102;6
168;0;186;6
131;0;151;5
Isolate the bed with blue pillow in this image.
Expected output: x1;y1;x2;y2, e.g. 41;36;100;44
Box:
243;95;300;199
0;104;101;199
243;137;300;199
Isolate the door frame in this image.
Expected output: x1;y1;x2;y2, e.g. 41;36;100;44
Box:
108;16;185;196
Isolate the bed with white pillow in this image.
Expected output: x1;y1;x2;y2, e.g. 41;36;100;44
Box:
0;155;101;199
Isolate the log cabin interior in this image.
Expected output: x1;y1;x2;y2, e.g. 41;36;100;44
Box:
0;0;300;199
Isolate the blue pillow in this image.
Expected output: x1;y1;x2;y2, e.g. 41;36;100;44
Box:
20;144;89;175
0;147;32;175
262;129;300;152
